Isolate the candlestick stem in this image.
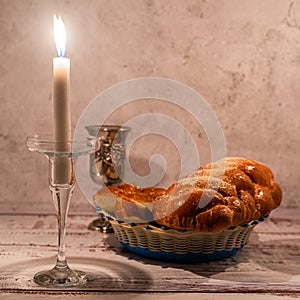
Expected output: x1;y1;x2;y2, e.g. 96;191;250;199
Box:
51;182;74;268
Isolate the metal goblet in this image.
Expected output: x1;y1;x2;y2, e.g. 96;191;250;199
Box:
85;125;130;233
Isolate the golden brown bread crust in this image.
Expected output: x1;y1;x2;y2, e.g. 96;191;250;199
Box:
153;157;282;232
113;185;165;221
93;157;282;231
94;184;166;222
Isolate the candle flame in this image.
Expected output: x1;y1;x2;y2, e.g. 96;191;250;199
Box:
53;15;66;57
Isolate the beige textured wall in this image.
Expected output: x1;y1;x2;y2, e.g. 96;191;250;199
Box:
1;0;299;213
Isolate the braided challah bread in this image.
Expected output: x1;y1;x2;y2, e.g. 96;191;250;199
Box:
93;157;282;232
152;157;282;232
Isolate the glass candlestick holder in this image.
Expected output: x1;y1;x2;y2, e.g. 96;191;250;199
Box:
26;134;97;287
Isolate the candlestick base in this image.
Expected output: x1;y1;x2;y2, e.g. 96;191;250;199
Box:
34;266;87;287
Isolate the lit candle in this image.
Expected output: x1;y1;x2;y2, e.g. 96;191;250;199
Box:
53;16;72;184
53;15;71;143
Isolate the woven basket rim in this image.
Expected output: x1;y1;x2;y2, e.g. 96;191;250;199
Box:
95;206;268;236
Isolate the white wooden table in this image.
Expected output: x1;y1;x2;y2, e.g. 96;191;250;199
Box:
1;207;300;299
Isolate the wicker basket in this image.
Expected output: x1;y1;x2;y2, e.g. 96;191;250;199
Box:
96;207;267;262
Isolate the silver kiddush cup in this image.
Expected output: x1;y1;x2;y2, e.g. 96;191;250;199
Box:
85;125;130;232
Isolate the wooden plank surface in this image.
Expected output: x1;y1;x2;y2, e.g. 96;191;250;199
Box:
0;293;299;300
0;207;300;297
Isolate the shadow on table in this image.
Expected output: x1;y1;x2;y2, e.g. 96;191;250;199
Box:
103;230;300;284
1;255;153;292
246;231;300;276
